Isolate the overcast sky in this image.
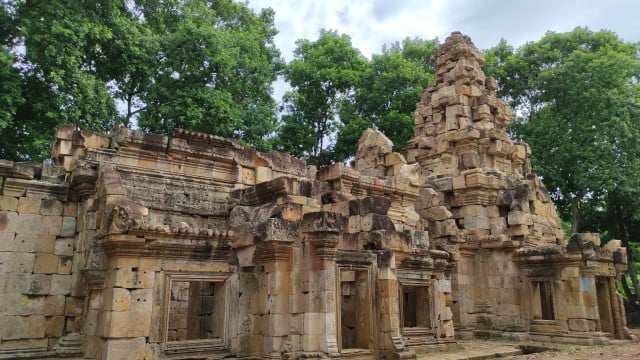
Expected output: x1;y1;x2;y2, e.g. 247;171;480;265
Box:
248;0;640;61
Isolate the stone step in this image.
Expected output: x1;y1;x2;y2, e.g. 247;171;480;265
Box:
54;334;84;357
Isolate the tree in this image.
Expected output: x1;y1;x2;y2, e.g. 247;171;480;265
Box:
334;37;438;161
136;0;283;150
486;27;640;307
0;3;22;133
485;27;640;233
275;29;367;164
0;0;283;160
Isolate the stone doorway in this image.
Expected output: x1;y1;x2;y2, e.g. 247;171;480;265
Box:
596;277;614;334
531;280;555;321
401;285;431;329
339;268;372;350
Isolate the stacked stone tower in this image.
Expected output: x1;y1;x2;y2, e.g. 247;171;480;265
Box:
407;31;564;247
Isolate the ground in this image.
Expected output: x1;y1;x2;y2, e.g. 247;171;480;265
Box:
513;339;640;360
418;328;640;360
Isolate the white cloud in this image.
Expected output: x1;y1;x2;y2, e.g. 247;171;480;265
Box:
248;0;640;102
249;0;640;60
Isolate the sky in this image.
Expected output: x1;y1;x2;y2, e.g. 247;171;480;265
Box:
247;0;640;62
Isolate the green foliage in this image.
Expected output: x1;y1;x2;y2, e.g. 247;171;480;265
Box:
276;34;438;164
486;27;640;305
485;27;640;233
0;41;22;132
334;37;438;161
137;0;283;151
0;0;282;160
275;30;367;164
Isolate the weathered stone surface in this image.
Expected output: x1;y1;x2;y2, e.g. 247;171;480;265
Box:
0;30;627;360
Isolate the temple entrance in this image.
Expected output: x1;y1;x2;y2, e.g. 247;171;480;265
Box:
339;269;372;350
401;286;431;329
531;280;555;321
596;277;614;334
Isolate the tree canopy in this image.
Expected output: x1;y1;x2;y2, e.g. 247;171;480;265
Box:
484;27;640;307
335;37;438;161
274;29;368;165
0;0;282;160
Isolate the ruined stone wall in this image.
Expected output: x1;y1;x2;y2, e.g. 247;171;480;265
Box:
0;161;83;358
0;31;633;360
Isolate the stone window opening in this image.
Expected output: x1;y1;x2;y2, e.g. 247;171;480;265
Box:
531;280;555;321
162;273;230;355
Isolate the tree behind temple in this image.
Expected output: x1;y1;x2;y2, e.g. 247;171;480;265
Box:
275;29;367;165
0;0;282;160
335;37;438;161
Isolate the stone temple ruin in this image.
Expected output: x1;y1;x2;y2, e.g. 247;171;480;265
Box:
0;32;632;359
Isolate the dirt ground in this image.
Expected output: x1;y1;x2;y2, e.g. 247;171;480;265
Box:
511;328;640;360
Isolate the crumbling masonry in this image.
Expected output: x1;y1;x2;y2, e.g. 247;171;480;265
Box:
0;32;631;359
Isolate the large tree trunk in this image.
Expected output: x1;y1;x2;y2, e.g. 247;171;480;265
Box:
570;197;580;234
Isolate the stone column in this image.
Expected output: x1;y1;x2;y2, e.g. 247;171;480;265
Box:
98;243;155;360
253;218;296;358
302;212;342;356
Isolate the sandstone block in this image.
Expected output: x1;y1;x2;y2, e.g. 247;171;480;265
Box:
130;289;153;313
39;199;64;215
430;219;458;238
43;295;66;316
54;237;74;256
105;288;132;312
431;177;453;192
33;253;59;274
102;337;146;360
50;274;72;295
39;215;62;235
0;252;35;273
33;234;56;253
0;211;17;232
133;270;155;289
415;187;440;210
61;217;76;237
439;307;453;321
255;166;272;183
0;231;30;252
15;214;41;234
507;211;533;226
461;152;479;169
568;318;596;332
0;315;23;339
103;311;151;338
58;256;73;274
24;315;47;338
17;197;42;214
0;294;21;314
452;175;466;190
348;196;391;216
65;296;84;316
490;217;507;235
0;195;18;211
464;216;490;229
420;206;453;221
0;273;31;294
63;202;78;217
45;315;65;337
360;213;395;231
